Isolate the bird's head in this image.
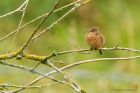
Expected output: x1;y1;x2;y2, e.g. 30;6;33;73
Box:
89;27;99;32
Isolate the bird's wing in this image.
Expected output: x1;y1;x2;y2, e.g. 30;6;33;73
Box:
99;34;105;47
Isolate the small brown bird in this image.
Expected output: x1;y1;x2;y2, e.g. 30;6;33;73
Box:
85;27;105;55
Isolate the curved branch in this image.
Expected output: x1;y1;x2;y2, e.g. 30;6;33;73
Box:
0;82;58;89
0;0;82;43
45;47;140;59
0;0;28;19
0;61;65;85
30;0;91;45
11;55;140;93
0;47;139;61
18;0;61;53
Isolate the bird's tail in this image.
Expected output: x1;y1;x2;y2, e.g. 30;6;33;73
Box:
99;50;102;55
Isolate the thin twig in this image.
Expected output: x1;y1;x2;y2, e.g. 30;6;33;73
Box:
0;0;28;19
45;46;140;59
18;0;61;53
30;0;91;45
0;0;77;43
0;82;58;89
48;61;63;73
0;0;91;61
0;61;66;85
8;0;29;52
0;47;140;61
48;61;82;93
102;47;140;52
11;55;140;93
14;0;29;39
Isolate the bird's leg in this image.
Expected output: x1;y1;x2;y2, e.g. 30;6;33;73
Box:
90;47;93;51
89;47;94;54
94;48;97;51
99;49;102;55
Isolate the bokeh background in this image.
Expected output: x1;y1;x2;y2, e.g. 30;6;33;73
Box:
0;0;140;93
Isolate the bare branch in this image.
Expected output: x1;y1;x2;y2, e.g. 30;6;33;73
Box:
18;0;61;53
0;0;29;19
30;0;91;45
45;46;140;59
0;47;140;61
13;0;29;39
0;61;66;85
11;55;140;93
0;0;138;93
0;82;58;89
47;61;82;93
0;0;77;43
102;47;140;53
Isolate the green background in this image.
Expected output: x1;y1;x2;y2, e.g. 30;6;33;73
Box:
0;0;140;93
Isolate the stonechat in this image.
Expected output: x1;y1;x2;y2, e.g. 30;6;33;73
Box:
85;27;105;55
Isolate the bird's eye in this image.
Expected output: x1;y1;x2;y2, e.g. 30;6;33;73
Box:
93;29;96;31
90;27;98;32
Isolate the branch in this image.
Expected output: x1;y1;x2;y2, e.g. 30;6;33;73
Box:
18;0;61;53
13;0;29;39
0;0;80;43
0;0;28;19
0;61;66;85
0;0;138;93
102;47;140;52
29;0;91;45
0;47;139;61
0;82;58;89
45;46;140;59
0;0;91;61
48;61;83;93
11;55;140;93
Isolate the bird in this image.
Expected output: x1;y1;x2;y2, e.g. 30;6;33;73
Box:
85;27;105;55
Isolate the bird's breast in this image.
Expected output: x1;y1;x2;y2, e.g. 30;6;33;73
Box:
86;32;103;49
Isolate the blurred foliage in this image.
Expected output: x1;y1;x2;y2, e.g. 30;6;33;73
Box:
0;0;140;93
